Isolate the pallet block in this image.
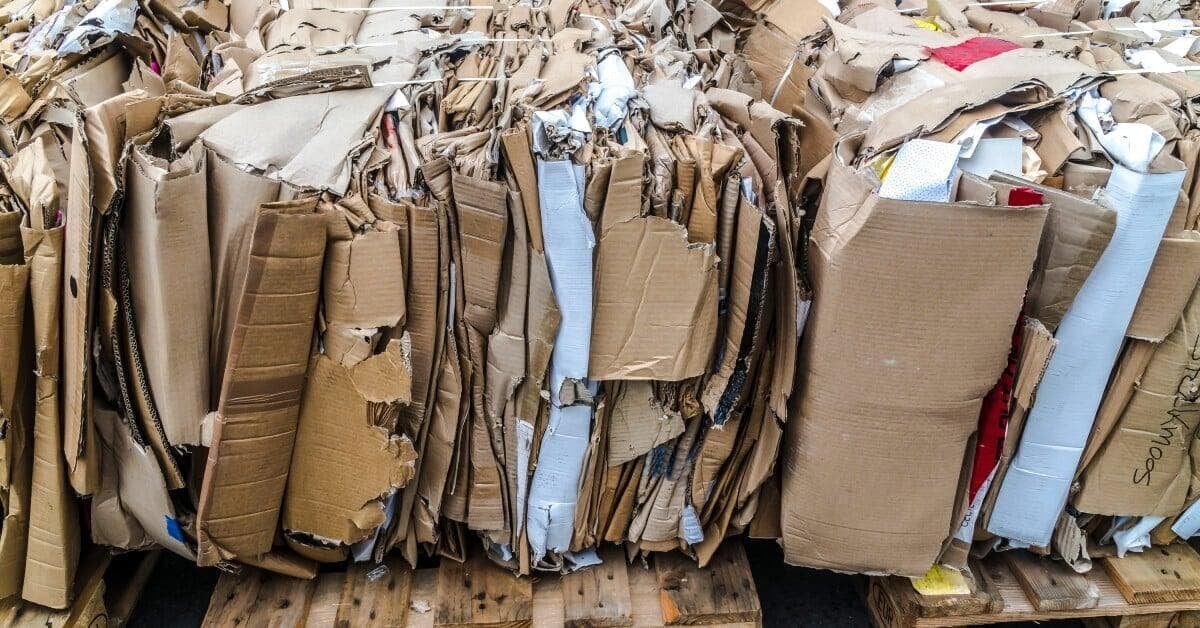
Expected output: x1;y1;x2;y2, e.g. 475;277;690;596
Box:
867;545;1200;628
0;548;160;628
203;542;762;628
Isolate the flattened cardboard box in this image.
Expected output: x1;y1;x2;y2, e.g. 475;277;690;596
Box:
196;198;326;566
783;141;1046;576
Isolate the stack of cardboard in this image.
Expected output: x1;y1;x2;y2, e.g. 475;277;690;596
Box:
732;0;1200;579
12;0;1200;609
0;0;815;609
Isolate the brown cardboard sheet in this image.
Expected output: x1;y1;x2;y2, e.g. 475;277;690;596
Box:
589;154;719;381
196;198;327;566
1126;233;1200;342
0;260;30;599
123;141;211;447
21;225;79;609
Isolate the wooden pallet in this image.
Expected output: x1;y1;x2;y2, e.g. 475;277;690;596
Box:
202;541;762;627
866;544;1200;627
0;547;160;628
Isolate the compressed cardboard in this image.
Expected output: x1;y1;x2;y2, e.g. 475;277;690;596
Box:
123;141;211;447
196;198;327;566
1075;279;1200;516
607;382;685;467
205;151;284;407
1126;233;1200;342
0;260;30;600
783;142;1047;575
589;154;719;381
990;164;1186;547
702;194;773;427
63;91;158;499
91;402;194;559
21;225;79;609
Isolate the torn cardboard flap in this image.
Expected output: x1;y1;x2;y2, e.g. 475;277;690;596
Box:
200;87;392;195
589;154;719;381
323;229;406;330
284;338;416;556
607;382;685;467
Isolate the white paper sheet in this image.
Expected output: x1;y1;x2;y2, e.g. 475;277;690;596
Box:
878;139;960;203
958;137;1024;178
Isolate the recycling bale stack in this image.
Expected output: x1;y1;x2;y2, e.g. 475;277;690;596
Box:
9;0;1200;623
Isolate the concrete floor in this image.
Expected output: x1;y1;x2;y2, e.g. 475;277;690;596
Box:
127;540;1083;627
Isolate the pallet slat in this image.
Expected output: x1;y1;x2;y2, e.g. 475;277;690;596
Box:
336;555;413;626
562;545;633;627
655;542;761;626
201;543;761;628
1104;544;1200;605
867;546;1200;628
0;548;158;628
434;550;534;628
1005;549;1100;611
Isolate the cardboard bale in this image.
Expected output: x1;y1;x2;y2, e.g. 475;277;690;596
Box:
990;165;1186;547
782;142;1047;575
